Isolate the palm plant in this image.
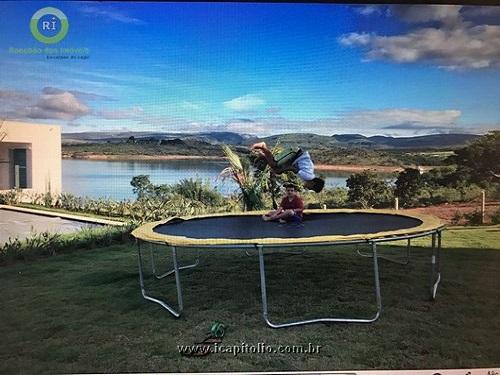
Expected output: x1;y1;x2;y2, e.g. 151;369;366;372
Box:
219;145;266;211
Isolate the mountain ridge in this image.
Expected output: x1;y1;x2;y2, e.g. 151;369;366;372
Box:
62;131;481;150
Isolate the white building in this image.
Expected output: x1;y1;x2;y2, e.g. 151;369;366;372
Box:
0;120;62;195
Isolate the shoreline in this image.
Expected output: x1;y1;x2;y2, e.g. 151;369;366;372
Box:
62;153;435;173
315;164;419;173
62;154;226;161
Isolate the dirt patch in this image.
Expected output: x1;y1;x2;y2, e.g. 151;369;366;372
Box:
405;201;500;225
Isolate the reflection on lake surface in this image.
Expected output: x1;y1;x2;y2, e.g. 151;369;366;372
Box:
62;159;359;200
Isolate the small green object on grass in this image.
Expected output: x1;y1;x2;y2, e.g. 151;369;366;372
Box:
209;322;225;338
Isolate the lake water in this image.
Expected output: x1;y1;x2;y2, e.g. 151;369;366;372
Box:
62;159;355;200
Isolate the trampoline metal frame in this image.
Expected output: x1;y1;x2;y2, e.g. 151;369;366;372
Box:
356;238;411;265
149;244;200;280
135;227;443;328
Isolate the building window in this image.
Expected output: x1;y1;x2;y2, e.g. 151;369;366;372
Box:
12;148;27;189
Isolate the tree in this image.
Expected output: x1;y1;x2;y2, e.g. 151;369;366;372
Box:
395;168;424;207
423;166;463;187
346;170;393;208
130;175;153;199
447;131;500;184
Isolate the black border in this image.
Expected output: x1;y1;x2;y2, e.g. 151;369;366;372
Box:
85;0;500;5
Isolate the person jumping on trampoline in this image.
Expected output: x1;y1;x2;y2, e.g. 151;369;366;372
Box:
262;183;304;224
250;142;325;193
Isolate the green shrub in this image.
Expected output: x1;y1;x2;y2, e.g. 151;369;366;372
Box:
43;192;54;208
427;187;461;205
54;194;133;218
0;232;60;263
423;166;462;187
305;187;349;209
450;211;463;226
464;210;483;226
455;183;483;202
490;208;500;225
409;183;485;207
125;192;241;224
346;171;393;208
416;186;474;206
0;225;131;265
65;225;131;250
172;178;224;206
484;183;500;200
0;189;22;205
13;185;234;223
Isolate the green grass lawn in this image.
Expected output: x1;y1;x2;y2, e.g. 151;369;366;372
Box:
0;226;499;373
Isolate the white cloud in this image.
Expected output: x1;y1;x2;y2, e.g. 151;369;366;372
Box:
69;108;493;136
355;5;463;24
344;4;500;70
0;87;115;122
24;91;90;121
339;108;461;129
338;33;371;47
356;5;383;16
224;94;265;112
42;87;111;101
220;108;464;136
339;24;500;70
390;5;463;24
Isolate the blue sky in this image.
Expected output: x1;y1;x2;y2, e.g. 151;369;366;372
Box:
0;2;499;136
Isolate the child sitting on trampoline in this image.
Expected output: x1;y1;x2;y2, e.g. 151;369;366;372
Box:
262;183;304;224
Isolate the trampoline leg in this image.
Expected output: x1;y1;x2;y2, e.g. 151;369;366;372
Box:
257;245;270;325
357;239;410;265
137;240;183;318
257;243;382;328
372;242;382;319
430;231;442;300
172;246;184;312
405;238;411;264
150;244;199;280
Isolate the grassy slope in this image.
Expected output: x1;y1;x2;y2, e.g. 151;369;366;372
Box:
0;226;499;373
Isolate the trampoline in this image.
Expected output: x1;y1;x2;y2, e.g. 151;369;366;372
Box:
132;209;444;328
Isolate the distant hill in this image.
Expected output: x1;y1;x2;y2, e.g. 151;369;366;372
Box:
62;131;480;150
262;133;480;150
261;133;339;149
364;134;481;149
62;131;258;146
